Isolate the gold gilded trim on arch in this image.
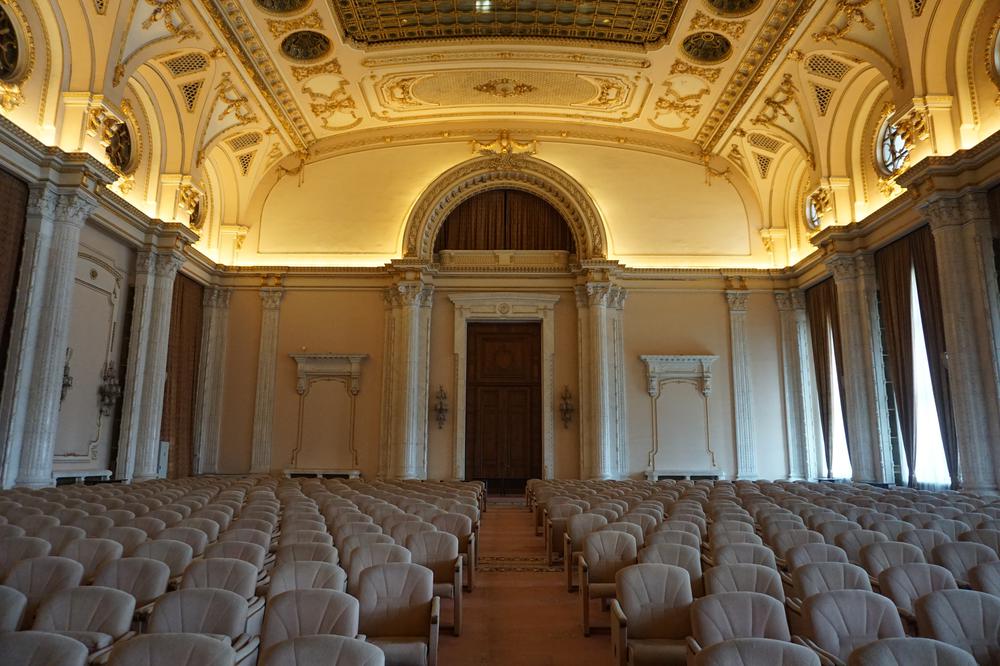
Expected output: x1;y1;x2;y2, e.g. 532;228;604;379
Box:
694;0;815;152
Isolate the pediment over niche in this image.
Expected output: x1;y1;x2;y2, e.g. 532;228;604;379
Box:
289;353;369;395
639;354;718;397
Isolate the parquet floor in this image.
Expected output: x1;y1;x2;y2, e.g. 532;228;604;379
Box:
438;504;613;666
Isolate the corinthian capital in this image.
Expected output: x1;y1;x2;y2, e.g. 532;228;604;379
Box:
260;288;284;310
154;253;183;278
586;282;612;307
924;197;965;230
55;193;97;228
726;290;749;312
26;184;59;219
773;290;792;311
204;287;232;309
827;254;858;281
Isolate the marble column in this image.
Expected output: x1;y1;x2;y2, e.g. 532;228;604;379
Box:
775;289;818;480
0;185;58;487
193;287;231;474
113;252;155;481
925;193;1000;492
827;254;892;483
577;280;627;480
15;191;96;487
727;290;758;480
380;281;434;479
250;287;284;474
132;253;183;481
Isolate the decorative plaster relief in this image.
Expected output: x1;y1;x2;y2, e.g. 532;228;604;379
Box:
289;353;368;468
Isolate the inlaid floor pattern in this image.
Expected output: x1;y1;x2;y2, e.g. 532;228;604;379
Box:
438;505;613;666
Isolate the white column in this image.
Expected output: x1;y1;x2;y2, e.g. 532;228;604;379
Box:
250;287;284;474
114;251;156;481
609;287;629;476
775;289;818;480
380;281;434;479
827;254;892;483
574;286;593;478
193;287;231;474
925;193;1000;492
132;253;183;481
0;185;58;487
726;290;758;480
15;191;95;487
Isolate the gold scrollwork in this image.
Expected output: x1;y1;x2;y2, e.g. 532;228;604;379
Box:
812;0;874;44
751;73;798;126
267;10;323;39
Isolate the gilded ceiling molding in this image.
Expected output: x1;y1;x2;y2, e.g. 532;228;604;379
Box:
0;0;33;113
360;50;651;70
688;10;748;40
403;155;607;262
291;59;341;81
266;10;323;39
198;0;315;149
812;0;874;44
694;0;815;152
751;73;798;126
301;79;361;130
651;81;710;131
670;59;721;83
141;0;199;41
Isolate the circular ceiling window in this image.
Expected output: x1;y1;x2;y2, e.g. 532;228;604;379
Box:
280;31;331;61
106;122;135;174
254;0;310;13
704;0;763;17
0;6;22;81
681;31;732;64
877;117;909;176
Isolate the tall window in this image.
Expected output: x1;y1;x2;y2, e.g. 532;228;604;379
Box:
907;269;951;486
827;323;853;479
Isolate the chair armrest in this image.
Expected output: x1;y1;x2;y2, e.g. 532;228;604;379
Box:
786;597;803;615
232;634;260;663
780;570;793;586
610;600;627;666
431;595;440;626
686;636;703;656
429;596;441;666
793;636;841;666
700;553;714;568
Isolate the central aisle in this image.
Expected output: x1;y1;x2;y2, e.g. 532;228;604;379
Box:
438;505;613;666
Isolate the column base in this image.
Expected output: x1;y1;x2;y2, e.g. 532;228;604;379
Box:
15;476;55;488
132;473;159;482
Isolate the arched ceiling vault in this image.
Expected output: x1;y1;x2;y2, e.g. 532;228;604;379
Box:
0;0;996;269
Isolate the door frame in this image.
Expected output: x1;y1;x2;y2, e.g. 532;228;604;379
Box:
449;293;559;480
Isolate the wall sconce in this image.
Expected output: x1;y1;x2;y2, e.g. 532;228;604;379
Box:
434;386;449;429
60;348;74;405
559;386;574;428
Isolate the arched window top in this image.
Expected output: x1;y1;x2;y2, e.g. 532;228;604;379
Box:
877;117;909;177
433;188;577;255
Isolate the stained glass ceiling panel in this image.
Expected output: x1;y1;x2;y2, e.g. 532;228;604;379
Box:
330;0;686;46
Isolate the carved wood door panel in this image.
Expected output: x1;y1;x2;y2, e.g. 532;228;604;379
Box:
466;322;542;495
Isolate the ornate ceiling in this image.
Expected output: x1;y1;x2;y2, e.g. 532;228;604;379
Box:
0;0;994;269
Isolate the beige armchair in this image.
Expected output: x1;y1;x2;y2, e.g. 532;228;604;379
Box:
348;543;412;595
932;542;1000;587
915;589;1000;665
107;633;236;666
431;513;476;592
38;525;87;553
93;557;170;625
181;558;264;635
646;530;699;550
876;562;956;632
60;537;123;583
846;637;977;666
969;561;1000;595
870;520;916;541
276;543;339;566
262;635;385;666
406;531;463;636
267;561;348;599
342;533;396;569
106;527;146;555
773;531;825;567
636;543;702;596
32;585;136;661
610;563;691;666
0;583;27;631
564;513;608;591
898;528;952;560
580;530;638;636
131;540;193;585
704;563;784;602
544;503;583;566
688;591;790;659
389;521;436;546
148;588;258;666
259;589;360;660
858;541;924;584
693;637;819;666
0;630;89;666
74;516;115;539
712;544;777;570
3;555;84;625
357;563;439;666
795;590;905;666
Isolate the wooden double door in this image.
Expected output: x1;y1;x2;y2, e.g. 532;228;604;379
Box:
465;322;542;496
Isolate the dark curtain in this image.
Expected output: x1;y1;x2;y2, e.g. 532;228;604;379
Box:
0;168;28;387
875;239;916;485
910;226;958;487
433;189;576;253
160;274;204;479
806;279;841;477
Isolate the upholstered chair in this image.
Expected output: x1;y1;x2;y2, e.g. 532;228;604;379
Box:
148;588;258;666
693;637;819;666
93;556;170;624
788;563;872;615
262;635;385;666
688;591;790;659
59;537;123;583
704;563;785;602
899;528;952;560
834;530;888;566
871;520;916;541
106;633;236;666
357;563;439;666
915;589;1000;665
406;531;463;636
73;515;114;539
0;535;51;578
785;544;849;572
389;521;437;547
129;517;166;539
156;527;208;558
646;529;699;551
267;561;348;599
928;519;973;541
38;525;87;553
544;503;583;566
858;541;924;584
610;563;692;666
219;528;272;553
277;543;340;566
580;530;638;636
796;590;905;665
347;543;412;595
0;630;89;666
106;527;146;555
959;529;1000;557
181;557;264;634
431;513;476;591
0;583;27;631
713;543;777;570
259;589;360;660
178;517;221;543
32;586;136;660
563;513;609;591
131;539;193;582
969;560;1000;595
604;522;646;548
636;543;703;595
3;555;84;625
846;637;977;666
773;531;825;566
932;542;1000;587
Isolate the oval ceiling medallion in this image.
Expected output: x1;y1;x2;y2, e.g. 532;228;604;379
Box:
254;0;310;13
280;31;331;61
106;122;134;174
681;31;732;64
0;6;21;81
704;0;763;17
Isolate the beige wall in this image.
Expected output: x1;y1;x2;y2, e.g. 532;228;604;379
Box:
216;278;791;481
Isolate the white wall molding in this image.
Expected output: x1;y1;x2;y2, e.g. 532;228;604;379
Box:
289;353;368;469
726;290;758;480
640;355;719;476
449;292;559;480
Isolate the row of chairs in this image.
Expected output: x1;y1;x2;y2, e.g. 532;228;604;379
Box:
0;474;483;666
527;477;1000;665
